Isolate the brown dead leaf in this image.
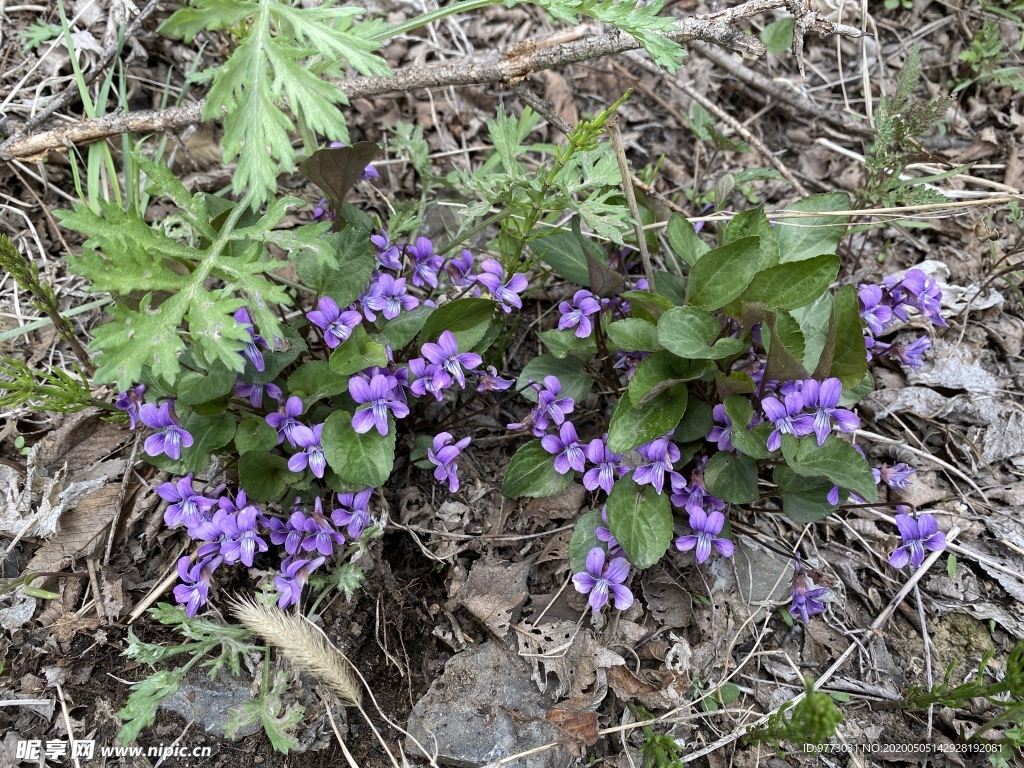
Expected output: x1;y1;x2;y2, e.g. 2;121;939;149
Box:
26;484;121;577
1005;145;1023;192
524;482;584;522
545;708;599;755
641;567;691;628
606;666;679;710
453;558;531;638
516;621;597;698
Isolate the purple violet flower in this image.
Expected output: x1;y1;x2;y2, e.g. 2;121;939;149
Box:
707;404;734;452
557;289;602;338
874;462;916;490
670;468;726;516
115;384;147;429
307;296;363;349
140;402;194;461
275;556;325;610
350;373;409;435
675;508;734;563
613;350;648;381
407;237;443;289
858;284;893;336
789;559;830;623
266;396;315;447
761;392;814;452
173;556;218;617
889;513;945;569
265;509;308;556
447;249;476;286
475;259;528;313
801;378;860;446
371;231;403;271
508;376;576;436
421;331;482;389
332;488;374;539
427;432;472;492
572;547;634;612
288;423;327;478
893;336;931;368
366;274;418;320
594;507;625;556
633;437;682;496
583;436;627;494
158;474;217;530
213;495;267;567
408;358;452;401
234;379;282;410
476;365;514;392
301;497;345;556
234;308;268;372
541;422;586;475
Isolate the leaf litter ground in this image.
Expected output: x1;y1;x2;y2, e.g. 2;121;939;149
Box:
1;0;1023;765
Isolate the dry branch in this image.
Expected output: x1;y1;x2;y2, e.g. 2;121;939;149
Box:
0;0;862;162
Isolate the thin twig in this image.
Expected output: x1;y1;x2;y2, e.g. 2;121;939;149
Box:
607;118;655;291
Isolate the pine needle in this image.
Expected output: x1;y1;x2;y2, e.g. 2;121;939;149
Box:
229;597;362;707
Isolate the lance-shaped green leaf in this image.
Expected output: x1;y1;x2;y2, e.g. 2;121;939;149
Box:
704;451;759;503
722;205;779;270
813;284;867;388
608;383;687;453
780;434;877;502
322;410;395;488
502;440;575;498
420;298;495;351
606;476;673;569
762;311;808;383
686;236;763;310
666;212;709;266
741;254;840;309
658;306;747;360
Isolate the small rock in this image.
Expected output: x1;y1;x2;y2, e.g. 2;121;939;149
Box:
406;642;570;768
159;671;261;738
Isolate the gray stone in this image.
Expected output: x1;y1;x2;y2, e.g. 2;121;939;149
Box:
159;671;260;738
406;642;571;768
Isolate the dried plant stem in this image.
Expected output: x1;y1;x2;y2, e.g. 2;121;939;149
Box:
0;1;862;162
607;117;656;291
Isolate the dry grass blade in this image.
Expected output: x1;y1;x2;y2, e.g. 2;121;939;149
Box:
229;596;362;707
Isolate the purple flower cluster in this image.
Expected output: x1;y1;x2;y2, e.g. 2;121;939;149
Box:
558;289;601;338
572;547;634;612
859;268;946;369
888;512;945;569
789;556;830;624
759;378;860;452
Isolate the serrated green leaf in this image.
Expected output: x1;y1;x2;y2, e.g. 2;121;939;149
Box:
741;254;840;309
789;292;833;372
419;298;496;351
666;212;709;266
569;509;604;573
295;228;376;308
621;290;674;325
606;318;663;352
780;434;877;502
235;413;279;454
238;451;291;501
760;16;795;54
763;311;809;383
518;354;593;405
607;383;687;453
117;669;185;744
654;271;687;306
773;465;838;523
287;360;347;404
704;451;759;503
658;306;747;360
605;476;673;568
322;410;395;488
532;231;597;288
776;192;851;263
687;236;763;310
502;440;575;498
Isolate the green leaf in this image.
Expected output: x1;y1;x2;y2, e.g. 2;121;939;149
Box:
420;298;496;351
816;284;867;388
225;672;304;753
723;395;771;458
760;16;794;53
606;318;663;352
532;231;598;288
741;254;840;310
117;669;185;744
686;236;763;310
539;327;598;359
607;384;687;453
502;440;575;498
176;360;237;405
628;351;712;405
671;398;712;443
287;360;347;404
704;451;759;503
518;354;594;405
666;212;709;266
654;271;687;305
322;410;395;488
329;326;389;378
722;206;779;271
658;306;747;360
620;290;674;324
774;465;839;523
374;304;433;349
840;371;874;407
179;412;236;474
238;451;291;502
762;311;809;383
780;434;877;502
569;509;604;573
235;413;278;455
605;476;673;569
295;228;376;308
776;192;851;263
789;292;833;372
